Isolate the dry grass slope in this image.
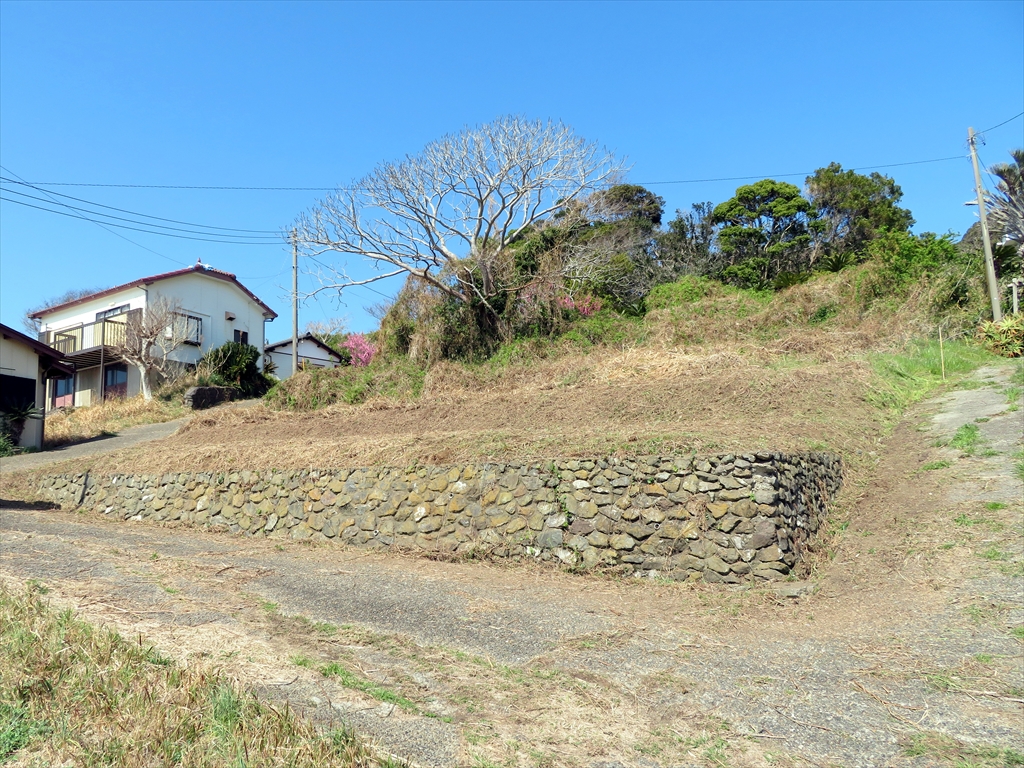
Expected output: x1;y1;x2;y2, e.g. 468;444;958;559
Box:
0;583;397;767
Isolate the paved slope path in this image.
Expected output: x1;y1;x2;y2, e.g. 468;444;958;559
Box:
1;365;1021;767
0;418;188;473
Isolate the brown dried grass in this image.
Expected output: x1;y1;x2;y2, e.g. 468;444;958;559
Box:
43;395;185;448
0;582;384;767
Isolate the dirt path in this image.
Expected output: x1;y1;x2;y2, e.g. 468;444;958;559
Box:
1;366;1021;767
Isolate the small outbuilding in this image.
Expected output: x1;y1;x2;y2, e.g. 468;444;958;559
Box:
0;323;74;451
264;334;345;379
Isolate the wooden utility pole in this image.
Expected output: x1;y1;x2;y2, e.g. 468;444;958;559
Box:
968;127;1003;322
291;228;299;377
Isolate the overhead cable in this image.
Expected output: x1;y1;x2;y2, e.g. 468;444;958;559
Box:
0;165;189;266
17;153;972;191
0;195;284;246
980;110;1024;134
0;187;283;241
0;176;282;233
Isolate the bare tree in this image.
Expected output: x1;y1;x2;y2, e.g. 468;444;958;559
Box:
110;298;193;401
24;286;108;334
303;318;348;356
294;116;624;320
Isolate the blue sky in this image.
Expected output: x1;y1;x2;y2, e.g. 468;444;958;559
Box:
2;0;1022;337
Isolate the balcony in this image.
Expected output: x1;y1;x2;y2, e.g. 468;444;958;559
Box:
42;316;131;369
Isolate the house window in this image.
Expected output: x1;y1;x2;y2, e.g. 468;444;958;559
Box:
104;364;128;400
233;329;249;345
176;313;203;346
96;304;130;321
52;376;74;408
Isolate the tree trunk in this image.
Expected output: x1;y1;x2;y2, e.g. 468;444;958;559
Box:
137;364;153;401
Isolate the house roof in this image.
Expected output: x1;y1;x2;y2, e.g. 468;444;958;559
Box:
0;323;75;377
264;333;344;360
29;263;279;320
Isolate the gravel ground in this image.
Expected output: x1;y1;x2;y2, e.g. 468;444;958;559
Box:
1;365;1021;767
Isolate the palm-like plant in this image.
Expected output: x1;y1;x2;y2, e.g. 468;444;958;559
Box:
0;400;44;446
986;149;1024;273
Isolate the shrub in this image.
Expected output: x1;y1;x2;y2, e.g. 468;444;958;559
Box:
645;276;714;309
198;342;272;397
977;315;1024;357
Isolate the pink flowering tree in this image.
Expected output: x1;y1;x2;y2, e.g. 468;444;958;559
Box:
558;294;603;318
342;333;377;367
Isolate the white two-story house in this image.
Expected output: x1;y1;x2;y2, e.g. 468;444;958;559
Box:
31;262;278;408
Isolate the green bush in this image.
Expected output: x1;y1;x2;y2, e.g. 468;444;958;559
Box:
264;356;426;410
198;342;273;397
977;315;1024;358
867;230;959;289
645;276;714;309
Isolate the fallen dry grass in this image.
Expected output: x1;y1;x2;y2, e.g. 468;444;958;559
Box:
26;349;882;480
43;395;185;449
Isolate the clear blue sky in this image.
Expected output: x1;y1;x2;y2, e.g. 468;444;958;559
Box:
2;0;1022;337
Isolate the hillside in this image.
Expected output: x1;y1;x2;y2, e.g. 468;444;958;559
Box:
8;264;1005;486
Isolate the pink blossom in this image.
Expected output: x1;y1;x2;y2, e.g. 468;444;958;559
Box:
558;295;602;317
342;333;377;367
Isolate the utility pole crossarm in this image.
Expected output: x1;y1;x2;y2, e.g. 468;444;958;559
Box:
968;127;1003;323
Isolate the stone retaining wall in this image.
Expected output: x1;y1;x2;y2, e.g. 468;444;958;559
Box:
37;452;841;582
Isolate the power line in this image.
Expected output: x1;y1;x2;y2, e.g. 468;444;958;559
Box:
637;155;966;186
0;166;188;266
980;111;1024;134
21;182;336;191
307;255;395;299
0;187;284;241
17;153;971;191
0;195;285;245
0;176;283;233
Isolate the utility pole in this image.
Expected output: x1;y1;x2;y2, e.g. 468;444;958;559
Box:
968;127;1003;322
291;228;299;377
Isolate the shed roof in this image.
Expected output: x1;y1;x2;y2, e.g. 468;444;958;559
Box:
0;323;75;376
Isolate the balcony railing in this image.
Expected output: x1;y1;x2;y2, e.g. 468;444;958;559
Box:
44;317;129;356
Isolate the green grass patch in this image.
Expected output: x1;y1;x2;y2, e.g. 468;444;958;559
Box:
985;502;1008;511
922;460;952;471
902;732;1024;765
1013;450;1024;483
266;356;427;410
867;341;999;415
320;662;419;713
980;547;1009;561
948;423;982;455
0;702;49;762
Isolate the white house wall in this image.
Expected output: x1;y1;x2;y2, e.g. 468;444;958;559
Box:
148;273;269;366
0;335;47;449
36;287;147;335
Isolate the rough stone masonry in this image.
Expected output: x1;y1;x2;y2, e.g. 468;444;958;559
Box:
37;452;841;583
